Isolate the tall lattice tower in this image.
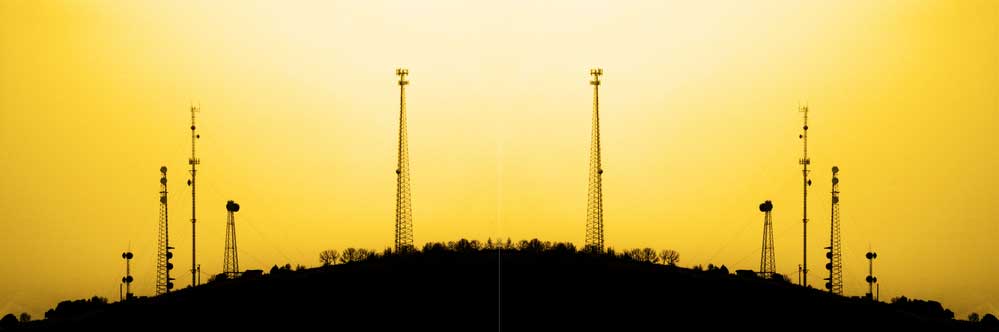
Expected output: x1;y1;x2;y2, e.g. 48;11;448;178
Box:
797;105;812;286
155;166;174;295
223;200;240;278
188;105;201;287
585;68;605;252
825;166;843;294
758;200;776;278
394;68;415;253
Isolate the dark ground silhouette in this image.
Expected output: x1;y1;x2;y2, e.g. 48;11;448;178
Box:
16;239;994;331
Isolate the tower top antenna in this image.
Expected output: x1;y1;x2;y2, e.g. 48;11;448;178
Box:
590;68;603;85
396;68;409;86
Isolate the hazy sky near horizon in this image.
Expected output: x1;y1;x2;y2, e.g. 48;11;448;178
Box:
1;0;997;320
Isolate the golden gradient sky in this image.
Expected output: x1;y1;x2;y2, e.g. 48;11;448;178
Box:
1;0;997;319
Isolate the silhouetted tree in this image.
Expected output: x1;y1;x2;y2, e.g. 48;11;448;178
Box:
0;314;17;329
18;312;30;323
982;313;998;328
518;239;548;252
620;249;635;260
363;249;376;260
621;248;658;263
423;242;446;254
969;312;980;322
639;248;659;264
340;248;359;263
660;249;680;266
454;238;476;252
485;238;494;249
319;249;339;266
339;248;374;263
551;242;576;254
295;264;307;271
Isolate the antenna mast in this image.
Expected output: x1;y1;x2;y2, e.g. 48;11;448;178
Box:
188;105;201;287
866;250;878;300
798;105;811;286
223;200;240;278
585;68;605;252
156;167;174;294
758;200;776;278
394;68;414;253
825;166;843;295
121;250;134;300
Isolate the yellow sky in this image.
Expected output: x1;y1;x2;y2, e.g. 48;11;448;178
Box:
1;0;997;320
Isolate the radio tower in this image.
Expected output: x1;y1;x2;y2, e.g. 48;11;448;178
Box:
758;200;776;278
797;105;812;286
585;68;605;253
394;68;414;253
825;166;843;295
223;200;240;278
188;105;201;287
156;166;175;294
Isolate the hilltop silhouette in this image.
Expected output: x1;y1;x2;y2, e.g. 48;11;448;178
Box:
16;239;995;331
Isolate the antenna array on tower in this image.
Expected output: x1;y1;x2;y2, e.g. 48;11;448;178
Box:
223;200;240;278
798;105;811;286
585;68;605;252
759;200;776;278
394;68;415;253
866;250;878;300
188;105;201;287
156;166;174;294
825;166;843;295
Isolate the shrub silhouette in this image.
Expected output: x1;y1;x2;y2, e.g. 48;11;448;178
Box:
43;296;108;321
0;314;17;330
889;296;955;320
982;313;998;328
